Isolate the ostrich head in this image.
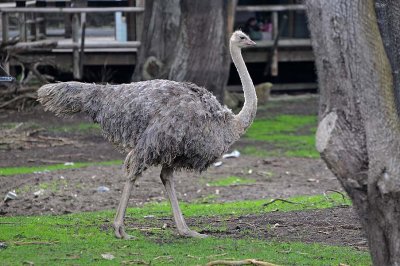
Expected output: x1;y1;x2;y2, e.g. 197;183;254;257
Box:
230;30;256;48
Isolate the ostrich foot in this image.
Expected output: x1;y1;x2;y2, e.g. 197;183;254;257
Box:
113;223;134;240
179;229;208;238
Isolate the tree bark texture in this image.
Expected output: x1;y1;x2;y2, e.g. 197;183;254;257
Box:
132;0;236;102
132;0;181;82
305;1;400;265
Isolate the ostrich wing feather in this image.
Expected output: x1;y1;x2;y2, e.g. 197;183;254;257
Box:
38;80;241;174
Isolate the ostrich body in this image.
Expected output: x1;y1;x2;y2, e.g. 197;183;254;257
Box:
37;31;257;238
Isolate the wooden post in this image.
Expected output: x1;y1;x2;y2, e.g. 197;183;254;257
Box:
126;0;135;41
72;13;81;79
135;0;144;41
35;15;43;40
79;13;86;79
31;14;40;41
38;15;46;39
18;13;27;42
2;13;9;44
226;0;236;36
288;0;294;38
2;13;10;74
64;14;72;38
271;11;279;76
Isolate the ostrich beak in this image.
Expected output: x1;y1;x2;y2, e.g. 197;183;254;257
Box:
245;39;256;46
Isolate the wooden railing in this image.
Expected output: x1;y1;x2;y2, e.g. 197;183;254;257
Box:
236;4;306;12
0;3;144;79
236;4;310;76
0;3;312;84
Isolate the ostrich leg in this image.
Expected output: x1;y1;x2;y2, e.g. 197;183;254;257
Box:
113;151;139;239
113;179;134;239
160;166;207;238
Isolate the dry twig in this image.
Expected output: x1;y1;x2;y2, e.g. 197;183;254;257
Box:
0;93;37;109
324;189;347;200
153;255;173;261
207;253;229;258
121;260;150;265
262;198;302;207
206;259;278;266
13;241;58;246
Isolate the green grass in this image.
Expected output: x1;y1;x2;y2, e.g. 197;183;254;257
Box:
0;160;123;176
241;146;280;157
206;176;256;187
0;194;369;266
244;115;319;158
47;123;101;133
125;193;351;218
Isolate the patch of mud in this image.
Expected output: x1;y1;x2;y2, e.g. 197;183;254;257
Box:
0;96;370;250
0;157;340;216
118;207;367;249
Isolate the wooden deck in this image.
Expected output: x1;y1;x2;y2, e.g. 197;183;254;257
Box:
2;3;314;82
7;37;313;68
10;37;139;67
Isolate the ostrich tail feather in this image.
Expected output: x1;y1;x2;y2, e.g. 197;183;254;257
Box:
37;81;96;116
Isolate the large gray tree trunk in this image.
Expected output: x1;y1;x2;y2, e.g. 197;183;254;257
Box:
132;0;236;102
305;1;400;265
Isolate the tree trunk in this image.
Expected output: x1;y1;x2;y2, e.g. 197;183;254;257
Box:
132;0;236;102
305;1;400;265
131;0;181;82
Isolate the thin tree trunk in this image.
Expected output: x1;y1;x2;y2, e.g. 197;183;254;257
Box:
305;1;400;265
132;0;235;102
132;0;181;81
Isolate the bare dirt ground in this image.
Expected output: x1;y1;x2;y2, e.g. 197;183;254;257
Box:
0;95;368;249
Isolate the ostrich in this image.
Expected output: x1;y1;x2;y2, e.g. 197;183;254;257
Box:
37;30;257;239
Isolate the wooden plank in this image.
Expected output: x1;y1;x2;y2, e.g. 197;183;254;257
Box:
254;39;311;48
271;82;318;91
52;48;138;53
227;82;317;92
0;1;36;8
242;50;314;63
55;41;141;49
10;52;137;66
5;40;57;53
236;4;305;12
0;7;144;13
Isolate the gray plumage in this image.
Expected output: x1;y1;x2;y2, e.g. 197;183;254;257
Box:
37;30;257;239
38;79;242;175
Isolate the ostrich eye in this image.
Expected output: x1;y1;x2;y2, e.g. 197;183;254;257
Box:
240;36;245;40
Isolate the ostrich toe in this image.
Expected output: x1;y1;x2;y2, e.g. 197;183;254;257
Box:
113;223;134;239
179;229;208;238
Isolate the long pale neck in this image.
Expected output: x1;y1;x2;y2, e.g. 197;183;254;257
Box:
230;44;257;130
